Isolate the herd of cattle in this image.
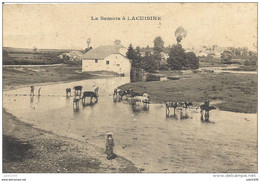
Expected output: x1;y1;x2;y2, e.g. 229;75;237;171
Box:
113;88;150;107
113;88;216;121
65;85;99;111
64;86;215;121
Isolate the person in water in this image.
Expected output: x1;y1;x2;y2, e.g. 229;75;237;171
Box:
204;99;210;107
30;85;34;96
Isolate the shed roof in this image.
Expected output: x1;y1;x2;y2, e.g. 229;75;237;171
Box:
82;45;125;60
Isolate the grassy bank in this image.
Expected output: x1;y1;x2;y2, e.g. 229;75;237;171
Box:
3;110;139;173
228;65;257;71
119;72;257;113
3;64;117;90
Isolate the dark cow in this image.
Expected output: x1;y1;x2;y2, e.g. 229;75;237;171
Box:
82;91;98;105
74;86;83;97
118;89;133;100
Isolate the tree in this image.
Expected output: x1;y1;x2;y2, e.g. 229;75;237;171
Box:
135;46;141;58
186;52;199;69
153;37;164;61
126;44;141;68
167;44;199;70
145;45;151;56
126;44;135;60
221;51;232;63
141;55;158;73
167;45;186;70
153;36;164;53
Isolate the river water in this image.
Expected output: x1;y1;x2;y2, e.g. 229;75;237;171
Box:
3;77;257;173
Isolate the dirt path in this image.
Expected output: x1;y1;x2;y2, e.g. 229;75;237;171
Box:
3;109;139;173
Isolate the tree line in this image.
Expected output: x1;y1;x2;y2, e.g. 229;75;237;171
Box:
126;36;199;72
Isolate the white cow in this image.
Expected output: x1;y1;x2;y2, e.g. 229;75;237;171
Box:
132;93;150;105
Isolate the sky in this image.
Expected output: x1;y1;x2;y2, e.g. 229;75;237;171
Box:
3;3;257;51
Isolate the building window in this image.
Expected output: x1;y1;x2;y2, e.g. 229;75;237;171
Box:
106;60;109;65
95;59;98;63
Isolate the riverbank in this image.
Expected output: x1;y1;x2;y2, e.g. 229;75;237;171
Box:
3;65;139;173
119;72;257;113
3;109;139;173
3;64;118;90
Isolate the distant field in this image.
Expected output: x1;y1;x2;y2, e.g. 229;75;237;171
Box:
5;52;63;65
199;57;226;67
199;57;257;71
3;47;84;65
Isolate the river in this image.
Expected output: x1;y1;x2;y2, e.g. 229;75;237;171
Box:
3;76;257;173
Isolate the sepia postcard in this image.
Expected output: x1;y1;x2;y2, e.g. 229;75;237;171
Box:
1;2;258;180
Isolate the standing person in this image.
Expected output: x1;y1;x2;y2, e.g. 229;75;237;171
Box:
105;133;115;160
204;99;210;107
30;85;34;96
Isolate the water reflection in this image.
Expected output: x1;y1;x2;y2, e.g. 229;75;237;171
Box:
30;95;34;108
180;109;190;119
66;96;70;103
131;73;164;82
166;113;178;120
37;95;40;104
131;104;149;113
166;108;190;120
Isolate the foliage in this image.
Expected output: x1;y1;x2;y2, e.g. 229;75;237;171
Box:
244;59;256;66
126;44;142;68
127;37;200;71
153;36;164;61
141;55;158;73
221;51;232;63
153;36;164;53
167;44;199;70
126;44;159;72
126;44;135;60
186;52;199;69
